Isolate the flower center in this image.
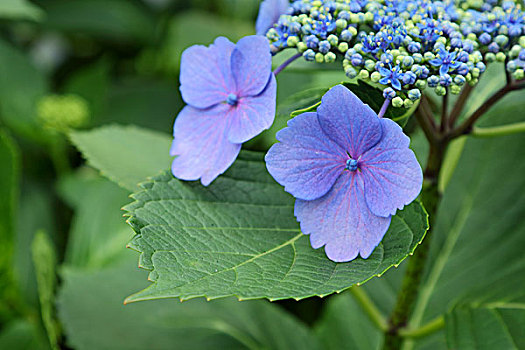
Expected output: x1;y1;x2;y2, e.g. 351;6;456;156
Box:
346;158;358;172
226;93;239;106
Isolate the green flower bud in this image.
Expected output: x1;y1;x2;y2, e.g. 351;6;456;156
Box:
513;69;525;80
435;85;446;96
296;42;307;52
324;52;336;63
327;34;339;47
450;84;461;94
392;96;404;108
338;42;349;53
403;98;414;108
371;71;381;82
287;36;299;47
510;45;522;58
484;52;496;62
358;69;369;79
415;79;427;90
315;52;324;63
496;52;506;62
336;19;348;29
38;94;89;133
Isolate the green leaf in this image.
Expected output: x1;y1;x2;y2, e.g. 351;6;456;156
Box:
31;231;59;350
314;290;382;350
58;259;322;350
69;125;172;192
406;96;525;349
0;319;48;350
446;303;525;350
40;0;155;44
57;171;135;268
0;0;44;21
0;39;48;141
124;154;428;302
0;129;20;321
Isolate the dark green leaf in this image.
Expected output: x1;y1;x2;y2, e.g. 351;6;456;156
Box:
0;320;48;350
57;259;322;350
69;125;172;192
446;303;525;350
124;155;427;302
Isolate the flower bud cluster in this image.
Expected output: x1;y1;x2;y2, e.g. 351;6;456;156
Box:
265;0;525;105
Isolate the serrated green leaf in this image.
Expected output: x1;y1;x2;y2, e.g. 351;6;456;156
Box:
69;125;172;192
31;231;59;350
57;260;322;350
446;303;525;350
0;0;44;21
124;154;427;302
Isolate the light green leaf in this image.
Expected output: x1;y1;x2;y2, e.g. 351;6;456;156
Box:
57;259;322;350
0;319;48;350
69;125;172;192
124;154;428;302
446;303;525;350
57;170;134;268
0;39;48;141
0;0;44;21
31;231;59;350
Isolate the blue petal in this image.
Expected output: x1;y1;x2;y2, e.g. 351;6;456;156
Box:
428;59;442;66
317;85;382;158
391;78;402;90
231;35;273;97
266;112;347;201
295;172;391;262
255;0;290;35
439;64;449;76
179;37;236;109
360;119;423;217
170;105;241;186
228;74;277;143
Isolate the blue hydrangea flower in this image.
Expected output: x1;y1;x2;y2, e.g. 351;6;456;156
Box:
265;85;422;262
429;47;462;76
256;0;290;35
379;64;405;90
171;36;276;186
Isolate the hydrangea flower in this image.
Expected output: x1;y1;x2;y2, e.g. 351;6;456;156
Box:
265;85;423;262
256;0;290;36
171;36;276;186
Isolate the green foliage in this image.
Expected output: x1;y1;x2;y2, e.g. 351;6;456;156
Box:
446;303;525;350
0;0;44;21
0;130;20;321
0;320;48;350
0;39;48;141
57;171;134;268
58;261;322;350
39;0;155;44
121;149;427;302
31;231;59;350
69;125;172;191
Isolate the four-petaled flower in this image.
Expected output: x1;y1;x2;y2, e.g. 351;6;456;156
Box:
265;85;423;262
429;48;462;76
171;35;276;186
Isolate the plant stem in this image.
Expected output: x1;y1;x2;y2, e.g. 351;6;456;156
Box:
440;91;448;132
471;121;525;138
378;98;391;118
382;139;445;350
398;315;445;339
448;84;473;128
350;286;388;332
273;52;302;76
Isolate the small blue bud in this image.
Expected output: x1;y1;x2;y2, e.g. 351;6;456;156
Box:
439;74;452;86
454;75;466;86
303;49;316;61
340;29;354;41
383;87;396;99
520;49;525;61
407;88;421;101
488;42;500;53
345;67;358;79
402;71;417;85
407;41;421;53
450;37;462;48
476;62;486;73
495;35;509;47
506;60;517;72
305;35;319;49
350;53;364;66
319;40;331;54
479;33;491;45
456;63;469;75
381;53;394;64
427;75;439;87
457;51;469;63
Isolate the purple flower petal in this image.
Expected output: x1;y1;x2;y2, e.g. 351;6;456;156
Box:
227;74;277;143
317;85;382;158
266;112;347;201
179;37;236;109
255;0;290;35
360;119;423;217
295;172;392;262
170;105;241;186
231;35;272;97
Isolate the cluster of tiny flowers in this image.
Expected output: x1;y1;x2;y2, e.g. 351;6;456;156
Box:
265;0;525;107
